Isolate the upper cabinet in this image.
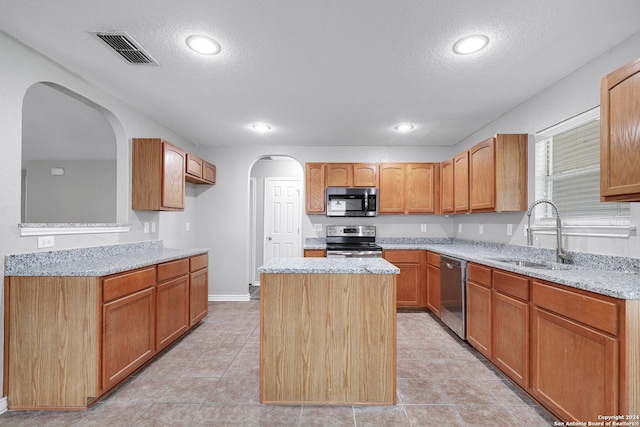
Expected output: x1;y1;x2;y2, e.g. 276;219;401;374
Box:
379;163;439;214
132;138;185;211
185;153;216;185
305;163;326;214
600;57;640;201
326;163;379;187
442;134;528;214
353;163;379;187
469;134;528;212
132;138;215;211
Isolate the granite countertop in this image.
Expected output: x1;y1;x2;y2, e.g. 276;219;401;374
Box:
259;257;400;275
305;238;640;300
4;241;209;277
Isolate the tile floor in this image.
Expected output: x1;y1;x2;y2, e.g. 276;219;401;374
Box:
0;301;557;426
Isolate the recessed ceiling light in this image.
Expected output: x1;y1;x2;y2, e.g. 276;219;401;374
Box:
186;35;221;55
252;123;272;132
453;35;489;55
394;123;415;132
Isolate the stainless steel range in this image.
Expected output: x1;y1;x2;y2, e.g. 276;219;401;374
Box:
326;225;383;258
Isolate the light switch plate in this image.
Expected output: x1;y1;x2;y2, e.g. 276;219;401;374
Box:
458;224;462;233
421;224;427;232
314;224;322;232
144;222;149;233
37;236;54;249
479;224;484;235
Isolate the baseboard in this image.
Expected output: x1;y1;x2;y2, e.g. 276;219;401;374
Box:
209;293;250;302
0;396;7;415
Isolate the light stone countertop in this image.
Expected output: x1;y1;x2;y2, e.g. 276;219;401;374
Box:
258;257;400;275
306;238;640;300
4;241;209;277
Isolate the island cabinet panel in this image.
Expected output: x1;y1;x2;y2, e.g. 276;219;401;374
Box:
601;57;640;201
4;276;101;409
260;273;396;405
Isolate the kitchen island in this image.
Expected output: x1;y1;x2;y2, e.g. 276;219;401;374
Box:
258;257;400;406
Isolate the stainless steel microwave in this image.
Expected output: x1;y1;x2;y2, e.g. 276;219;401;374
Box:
326;187;378;217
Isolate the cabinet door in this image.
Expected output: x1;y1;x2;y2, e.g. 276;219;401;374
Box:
426;263;440;317
531;307;618;422
353;163;378;187
190;268;209;326
384;251;426;308
441;159;454;214
379;163;405;213
102;287;155;390
453;151;469;212
186;153;204;179
601;58;640;201
326;163;353;187
162;141;186;209
469;138;495;212
304;249;326;257
156;275;190;351
202;161;216;184
493;291;529;387
405;163;437;214
466;280;492;358
305;163;326;214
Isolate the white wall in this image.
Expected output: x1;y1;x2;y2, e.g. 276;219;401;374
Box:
0;31;200;399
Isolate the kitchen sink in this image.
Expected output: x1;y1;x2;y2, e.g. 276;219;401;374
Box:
490;259;567;270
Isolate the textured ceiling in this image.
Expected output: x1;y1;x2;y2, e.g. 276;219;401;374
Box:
2;0;640;148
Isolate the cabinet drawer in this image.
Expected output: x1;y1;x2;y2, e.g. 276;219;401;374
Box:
468;263;491;287
532;281;619;336
190;253;209;272
426;251;440;267
157;258;189;282
103;267;156;303
384;250;422;263
493;270;529;301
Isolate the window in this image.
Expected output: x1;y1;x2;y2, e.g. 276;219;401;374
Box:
534;107;630;233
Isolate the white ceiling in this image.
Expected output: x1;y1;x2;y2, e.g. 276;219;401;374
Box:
2;0;640;148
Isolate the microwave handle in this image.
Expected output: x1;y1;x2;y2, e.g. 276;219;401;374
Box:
364;191;369;212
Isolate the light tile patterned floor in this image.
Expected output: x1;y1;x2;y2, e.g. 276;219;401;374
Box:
0;301;557;426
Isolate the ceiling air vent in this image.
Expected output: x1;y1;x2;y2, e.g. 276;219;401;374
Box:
90;31;159;65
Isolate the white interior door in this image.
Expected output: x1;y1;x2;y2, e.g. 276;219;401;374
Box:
263;178;301;264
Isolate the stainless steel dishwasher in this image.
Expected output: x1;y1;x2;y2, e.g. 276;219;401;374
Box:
440;255;468;340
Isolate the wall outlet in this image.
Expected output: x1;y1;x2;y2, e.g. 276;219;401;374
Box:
144;222;150;233
479;224;484;235
186;222;190;231
458;224;462;233
37;236;54;249
313;224;322;232
506;224;513;236
420;224;427;232
151;222;156;233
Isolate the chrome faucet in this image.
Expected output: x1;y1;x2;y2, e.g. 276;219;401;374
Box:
526;199;570;264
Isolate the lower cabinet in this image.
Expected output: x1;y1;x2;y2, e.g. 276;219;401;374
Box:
466;263;492;358
303;249;326;257
383;250;427;308
425;251;441;317
4;253;209;410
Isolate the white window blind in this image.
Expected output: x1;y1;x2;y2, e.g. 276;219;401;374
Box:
534;107;630;225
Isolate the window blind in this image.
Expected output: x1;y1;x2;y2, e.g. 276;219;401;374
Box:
534;108;629;223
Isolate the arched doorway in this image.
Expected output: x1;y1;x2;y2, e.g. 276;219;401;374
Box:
248;155;304;297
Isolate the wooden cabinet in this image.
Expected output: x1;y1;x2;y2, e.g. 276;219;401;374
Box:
379;163;439;214
4;254;209;409
189;254;209;326
384;250;427;308
185;153;216;185
600;57;640;201
453;151;469;213
469;134;528;212
492;270;529;388
466;263;492;357
425;251;441;317
441;159;454;214
305;163;326;214
353;163;379;187
326;163;353;187
102;267;156;391
156;259;190;351
132;138;186;211
530;280;620;422
303;249;326;257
